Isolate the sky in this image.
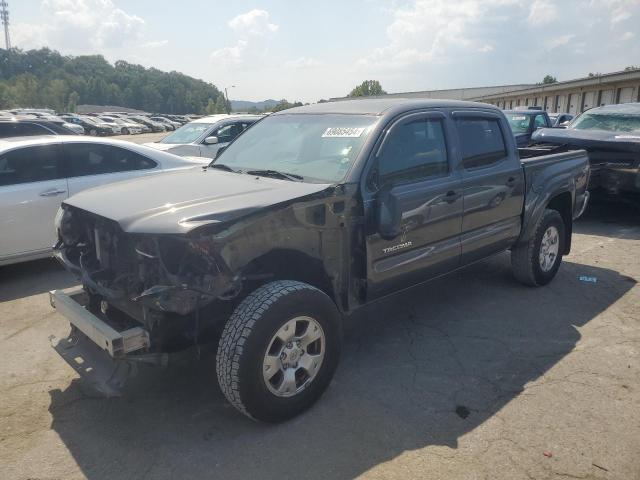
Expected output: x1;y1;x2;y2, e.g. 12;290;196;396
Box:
7;0;640;103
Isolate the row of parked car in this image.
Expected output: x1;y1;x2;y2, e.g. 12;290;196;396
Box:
0;109;197;138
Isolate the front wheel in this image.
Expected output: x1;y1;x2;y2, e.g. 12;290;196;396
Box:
511;209;565;286
216;280;341;422
122;127;129;135
89;128;97;136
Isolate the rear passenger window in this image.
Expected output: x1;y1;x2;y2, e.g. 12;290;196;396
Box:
456;118;507;169
0;145;64;186
0;122;50;138
378;117;448;186
66;144;157;177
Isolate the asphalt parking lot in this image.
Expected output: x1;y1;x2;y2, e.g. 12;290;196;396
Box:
1;200;639;480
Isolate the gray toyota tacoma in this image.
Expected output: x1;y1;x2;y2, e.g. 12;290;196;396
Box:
51;99;590;422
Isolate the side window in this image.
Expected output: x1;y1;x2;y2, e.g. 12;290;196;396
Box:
456;117;507;169
66;144;156;177
215;123;243;143
18;123;52;136
378;117;449;186
534;115;547;129
0;145;63;186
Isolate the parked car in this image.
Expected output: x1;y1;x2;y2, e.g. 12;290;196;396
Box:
149;116;180;130
0;136;207;266
60;115;116;136
548;113;574;128
532;102;640;198
145;114;261;158
0;118;76;138
128;116;166;132
51;99;590;421
99;116;143;135
504;109;552;146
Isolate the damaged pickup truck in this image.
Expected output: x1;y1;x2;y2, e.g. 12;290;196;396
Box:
51;99;590;422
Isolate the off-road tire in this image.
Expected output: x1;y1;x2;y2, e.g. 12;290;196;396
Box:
216;280;341;422
511;208;565;286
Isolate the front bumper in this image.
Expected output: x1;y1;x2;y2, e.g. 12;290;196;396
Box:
49;288;167;395
49;288;150;357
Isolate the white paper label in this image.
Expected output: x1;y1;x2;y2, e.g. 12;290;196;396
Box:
322;127;365;138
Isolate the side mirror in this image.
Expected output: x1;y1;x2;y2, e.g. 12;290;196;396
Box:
204;136;219;145
376;187;402;240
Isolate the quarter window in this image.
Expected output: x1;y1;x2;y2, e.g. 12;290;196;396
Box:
456;118;507;169
534;115;547;128
66;144;156;177
378;118;449;186
0;145;64;186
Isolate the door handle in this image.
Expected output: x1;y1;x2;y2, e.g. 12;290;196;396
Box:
505;177;516;187
39;189;67;197
444;190;460;203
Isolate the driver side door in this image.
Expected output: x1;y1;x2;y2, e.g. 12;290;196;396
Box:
364;112;463;299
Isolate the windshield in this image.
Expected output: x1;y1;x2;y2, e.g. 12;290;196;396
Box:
570;112;640;132
507;114;531;134
161;123;213;144
214;114;378;183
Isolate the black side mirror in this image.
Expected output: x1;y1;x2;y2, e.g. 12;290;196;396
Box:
376;186;402;240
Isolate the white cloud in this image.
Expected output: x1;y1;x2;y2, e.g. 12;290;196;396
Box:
620;31;635;40
355;0;518;71
211;10;278;68
527;0;558;26
547;34;575;49
284;57;322;69
228;9;279;37
12;0;153;52
141;40;169;49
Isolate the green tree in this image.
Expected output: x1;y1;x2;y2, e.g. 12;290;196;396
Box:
215;95;227;114
542;75;557;84
0;48;222;113
66;91;79;112
205;98;217;114
348;80;386;97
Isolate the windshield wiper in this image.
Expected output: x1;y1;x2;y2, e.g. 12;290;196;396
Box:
245;169;304;181
208;163;238;173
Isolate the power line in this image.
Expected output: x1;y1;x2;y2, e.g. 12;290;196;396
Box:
1;1;10;50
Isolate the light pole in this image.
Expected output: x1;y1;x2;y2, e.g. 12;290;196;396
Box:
0;1;10;50
224;85;235;114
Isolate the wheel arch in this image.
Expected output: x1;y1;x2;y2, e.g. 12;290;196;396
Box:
546;191;573;255
241;249;337;306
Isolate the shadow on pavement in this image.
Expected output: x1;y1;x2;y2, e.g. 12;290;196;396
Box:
0;258;77;303
575;196;640;240
47;253;635;480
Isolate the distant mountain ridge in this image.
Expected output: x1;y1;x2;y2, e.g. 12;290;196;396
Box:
230;99;279;112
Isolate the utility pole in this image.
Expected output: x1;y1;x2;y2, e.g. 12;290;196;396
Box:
224;85;235;114
0;1;10;50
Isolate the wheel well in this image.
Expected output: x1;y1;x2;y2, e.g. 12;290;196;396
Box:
242;249;335;303
546;192;572;255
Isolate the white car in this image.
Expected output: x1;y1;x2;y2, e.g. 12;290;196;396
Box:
146;114;261;159
99;116;143;135
0;136;208;266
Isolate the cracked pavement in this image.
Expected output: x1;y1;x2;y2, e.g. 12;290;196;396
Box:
0;200;639;480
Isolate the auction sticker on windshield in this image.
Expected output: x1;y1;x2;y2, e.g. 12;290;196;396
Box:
322;127;366;138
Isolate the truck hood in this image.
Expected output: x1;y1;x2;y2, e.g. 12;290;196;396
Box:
532;128;640;153
64;168;332;234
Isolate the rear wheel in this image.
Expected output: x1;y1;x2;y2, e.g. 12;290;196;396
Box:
511;209;565;286
89;128;97;136
216;280;341;422
122;127;130;135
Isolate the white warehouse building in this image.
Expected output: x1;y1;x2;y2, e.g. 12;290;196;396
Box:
332;68;640;115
